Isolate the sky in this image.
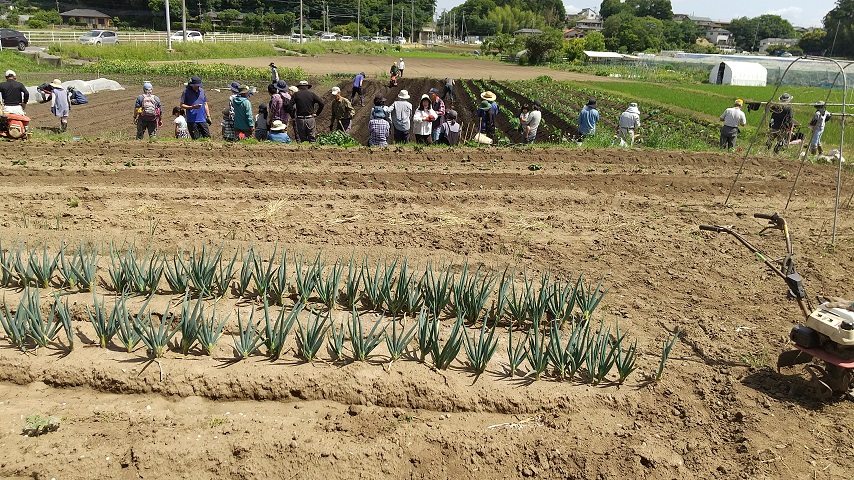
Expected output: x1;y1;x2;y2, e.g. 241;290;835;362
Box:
432;0;838;29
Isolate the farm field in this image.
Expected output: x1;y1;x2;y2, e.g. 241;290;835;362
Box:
3;56;854;479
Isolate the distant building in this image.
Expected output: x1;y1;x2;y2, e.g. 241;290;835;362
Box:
674;13;733;49
568;8;604;32
706;27;734;46
759;38;799;53
60;9;112;28
513;28;543;36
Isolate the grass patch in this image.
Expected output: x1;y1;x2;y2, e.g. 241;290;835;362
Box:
48;42;280;62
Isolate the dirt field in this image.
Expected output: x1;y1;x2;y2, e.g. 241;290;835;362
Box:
0;135;853;479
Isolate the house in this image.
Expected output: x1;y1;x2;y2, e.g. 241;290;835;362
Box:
59;9;112;28
758;37;799;53
564;28;586;40
673;14;717;30
513;28;543;36
568;8;603;32
705;27;734;46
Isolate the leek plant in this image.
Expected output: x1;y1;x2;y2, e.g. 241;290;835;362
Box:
134;301;179;358
506;325;527;377
49;294;74;350
23;289;52;348
108;244;163;296
424;263;453;317
525;274;549;327
462;319;499;374
317;261;343;311
187;245;222;298
25;244;60;289
178;293;203;355
505;280;528;329
614;321;638;384
295;309;329;361
655;330;680;381
293;252;323;305
525;320;549;380
236;246;255;298
1;295;31;350
415;308;437;362
115;294;144;353
491;268;513;324
449;264;496;324
60;243;98;292
547;319;589;381
576;274;607;319
233;307;263;359
0;241;19;287
380;258;410;317
164;248;189;293
386;315;416;361
252;246;278;302
214;250;238;299
328;318;346;360
348;309;387;361
403;272;425;316
586;322;618;385
546;276;578;328
87;290;119;348
197;304;227;356
430;312;464;370
263;300;302;360
343;256;361;310
360;258;385;310
268;249;289;305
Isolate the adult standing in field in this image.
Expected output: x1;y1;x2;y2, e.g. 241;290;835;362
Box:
767;92;794;149
442;77;455;103
275;81;295;124
398;58;405;77
221;81;240;141
180;76;211;139
269;62;279;84
0;70;28;115
133;81;162;140
480;91;498;117
477;99;495;138
578;99;599;139
524;100;542;144
351;71;365;107
618;102;641;147
287;85;300;141
719;99;747;150
390;61;400;78
368;106;391;146
232;85;254;140
390;89;413;143
329;86;355;133
412;94;437;145
809;101;832;155
428;88;445;143
48;79;70;133
292;80;324;143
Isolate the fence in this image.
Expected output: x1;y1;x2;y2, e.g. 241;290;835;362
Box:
20;30;305;46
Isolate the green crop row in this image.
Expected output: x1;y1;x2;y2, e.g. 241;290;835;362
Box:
76;59;305;82
49;42;281;62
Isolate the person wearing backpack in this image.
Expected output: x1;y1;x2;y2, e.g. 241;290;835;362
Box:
133;82;162;139
329;86;354;133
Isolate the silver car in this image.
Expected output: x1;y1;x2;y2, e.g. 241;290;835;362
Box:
78;30;119;45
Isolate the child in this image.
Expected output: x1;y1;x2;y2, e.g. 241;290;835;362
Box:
173;107;189;139
389;74;398;88
519;104;529;134
255;104;269;140
439;109;461;146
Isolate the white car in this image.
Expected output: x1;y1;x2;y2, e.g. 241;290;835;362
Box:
290;33;308;43
340;35;353;42
320;33;338;42
170;30;203;43
78;30;119;45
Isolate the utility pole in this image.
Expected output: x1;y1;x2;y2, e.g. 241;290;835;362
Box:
390;0;394;41
181;0;187;42
357;0;360;39
299;0;303;41
165;0;172;50
410;0;414;44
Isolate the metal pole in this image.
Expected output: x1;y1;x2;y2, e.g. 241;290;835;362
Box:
357;0;360;40
300;0;303;43
166;0;173;50
181;0;187;42
411;0;414;44
390;0;393;40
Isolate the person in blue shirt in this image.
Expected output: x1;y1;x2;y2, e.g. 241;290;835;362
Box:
179;76;211;139
578;98;599;138
351;72;365;107
267;120;292;143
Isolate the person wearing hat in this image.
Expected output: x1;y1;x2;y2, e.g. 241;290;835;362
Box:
220;81;241;141
370;95;390;122
351;72;365;107
269;62;279;84
767;92;795;149
524;100;543;144
480;91;498;116
48;79;70;133
231;85;254;140
578;98;599;139
428;88;446;143
438;109;461;146
133;81;162;140
389;89;413;143
398;58;405;77
330;86;355;133
809;101;832;155
719;99;747;150
268;83;293;129
477;99;496;138
292;80;324;142
412;94;437;145
180;75;211;139
267;120;291;143
368;103;391;147
0;70;28;115
618;102;641;147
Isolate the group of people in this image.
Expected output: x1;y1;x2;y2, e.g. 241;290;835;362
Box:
365;87;460;146
0;70;72;132
719;92;834;155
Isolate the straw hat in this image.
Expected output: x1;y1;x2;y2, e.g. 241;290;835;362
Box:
50;79;63;89
397;90;410;100
269;120;287;132
480;91;497;102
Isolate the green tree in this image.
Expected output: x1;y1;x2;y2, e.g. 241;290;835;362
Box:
563;37;586;62
263;12;295;35
584;30;606;51
798;29;827;55
242;12;263;32
727;14;796;51
824;0;854;57
524;28;563;64
627;0;672;20
31;9;62;26
600;0;626;19
218;8;242;28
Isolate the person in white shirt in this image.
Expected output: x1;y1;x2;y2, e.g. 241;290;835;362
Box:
719;99;747;150
524;101;542;144
809;101;832;155
618;102;641;147
398;58;405;77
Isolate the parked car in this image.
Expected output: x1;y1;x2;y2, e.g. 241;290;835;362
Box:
320;33;338;42
340;35;353;42
78;30;119;45
0;28;28;51
170;30;203;42
289;33;308;43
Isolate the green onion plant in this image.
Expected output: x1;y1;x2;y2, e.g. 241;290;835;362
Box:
655;330;680;381
263;300;302;360
462;318;499;374
295;309;329;362
348;309;387;361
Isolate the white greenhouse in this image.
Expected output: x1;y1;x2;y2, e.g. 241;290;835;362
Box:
709;61;768;86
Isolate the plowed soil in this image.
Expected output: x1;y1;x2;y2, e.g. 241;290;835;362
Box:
3;87;854;478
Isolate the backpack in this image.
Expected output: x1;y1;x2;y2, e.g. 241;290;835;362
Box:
441;121;461;146
139;93;157;119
